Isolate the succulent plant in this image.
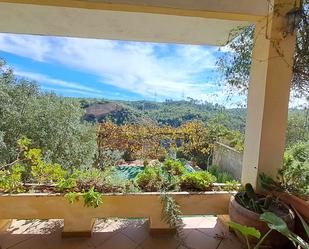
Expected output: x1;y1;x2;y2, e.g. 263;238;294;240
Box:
235;183;274;214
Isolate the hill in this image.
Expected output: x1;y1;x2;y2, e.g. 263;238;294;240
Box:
80;98;247;132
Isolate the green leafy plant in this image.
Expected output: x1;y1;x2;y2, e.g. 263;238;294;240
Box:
102;170;139;193
235;183;277;214
222;180;240;191
0;164;25;193
259;143;309;199
83;187;103;208
207;165;235;183
94;149;123;170
163;159;186;176
1;138;68;185
135;167;169;192
160;193;189;248
180;171;216;191
64;192;80;204
64;188;102;208
160;193;182;229
228;221;264;249
57;177;77;192
229;211;309;249
260;212;309;249
279;145;309;197
30;160;67;184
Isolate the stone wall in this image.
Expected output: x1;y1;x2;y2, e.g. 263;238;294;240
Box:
213;142;243;180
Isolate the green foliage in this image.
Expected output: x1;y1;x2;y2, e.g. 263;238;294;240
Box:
286;110;309;147
235;183;278;214
228;220;270;249
280;143;309;196
56;176;77;192
229;211;309;249
58;168;138;194
94;149;123;170
160;193;183;229
180;171;216;191
217;0;309;98
64;187;103;208
14;140;68;184
64;192;80;204
260;212;309;249
83;187;103;208
217;25;254;95
0;164;25;193
28;148;67;184
222;180;240;191
228;221;261;239
102;169;139;193
207;165;235;183
259;143;309;198
163;159;186;176
135;167;169;192
31;162;66;184
0;59;97;169
82;98;247;133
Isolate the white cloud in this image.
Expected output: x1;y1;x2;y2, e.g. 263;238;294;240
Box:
0;34;51;61
41;87;105;98
0;33;225;102
15;70;103;94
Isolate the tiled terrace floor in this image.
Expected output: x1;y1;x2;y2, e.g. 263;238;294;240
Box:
0;217;242;249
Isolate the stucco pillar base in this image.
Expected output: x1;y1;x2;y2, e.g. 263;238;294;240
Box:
148;215;176;235
62;217;95;238
0;219;12;231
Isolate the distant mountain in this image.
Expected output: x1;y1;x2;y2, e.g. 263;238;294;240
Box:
80;98;247;132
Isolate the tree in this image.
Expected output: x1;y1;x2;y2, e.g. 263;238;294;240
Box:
218;0;309;99
0;59;97;169
286;109;309;146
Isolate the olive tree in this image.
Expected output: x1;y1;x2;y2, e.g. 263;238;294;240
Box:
218;0;309;99
0;59;97;169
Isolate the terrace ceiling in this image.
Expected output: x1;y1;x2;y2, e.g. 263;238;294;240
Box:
0;0;269;45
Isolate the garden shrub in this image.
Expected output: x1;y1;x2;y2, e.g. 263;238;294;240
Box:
163;159;186;176
0;164;25;193
58;168;138;193
94;149;123;170
0;60;97;169
175;148;189;161
143;159;149;167
158;155;166;163
288;142;309;163
207;165;235;183
280;143;309;196
101;169;139;193
180;171;216;191
135;167;169;192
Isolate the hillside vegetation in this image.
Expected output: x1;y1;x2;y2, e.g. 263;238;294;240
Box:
81;99;247;132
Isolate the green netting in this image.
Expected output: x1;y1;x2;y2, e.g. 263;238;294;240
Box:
114;165;194;179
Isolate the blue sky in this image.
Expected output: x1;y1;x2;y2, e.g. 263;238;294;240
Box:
0;33;245;106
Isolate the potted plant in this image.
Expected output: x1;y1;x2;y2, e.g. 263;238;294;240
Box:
229;211;309;249
229;183;295;248
260;172;309;224
260;172;309;241
259;142;309;225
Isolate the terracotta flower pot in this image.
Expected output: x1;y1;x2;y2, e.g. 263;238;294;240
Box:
274;192;309;223
273;192;309;241
229;195;295;248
